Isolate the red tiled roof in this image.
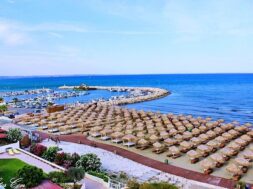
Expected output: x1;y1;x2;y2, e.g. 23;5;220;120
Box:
32;180;63;189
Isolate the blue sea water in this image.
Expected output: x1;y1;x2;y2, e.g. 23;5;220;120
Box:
0;74;253;123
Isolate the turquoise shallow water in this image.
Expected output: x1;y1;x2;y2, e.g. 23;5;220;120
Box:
0;74;253;123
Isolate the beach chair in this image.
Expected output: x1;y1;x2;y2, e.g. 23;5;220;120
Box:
7;149;15;156
13;149;20;154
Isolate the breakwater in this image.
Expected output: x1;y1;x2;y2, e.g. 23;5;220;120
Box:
59;85;170;105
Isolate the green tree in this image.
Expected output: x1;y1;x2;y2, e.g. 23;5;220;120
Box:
7;128;22;143
67;167;85;189
42;146;59;162
0;105;8;113
48;171;72;184
16;165;44;188
76;153;101;172
0;97;4;102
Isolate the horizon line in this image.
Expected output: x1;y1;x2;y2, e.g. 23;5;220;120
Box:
0;72;253;78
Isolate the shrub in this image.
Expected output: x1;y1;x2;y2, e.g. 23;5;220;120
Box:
7;128;22;143
16;165;44;188
76;153;101;172
235;181;246;189
42;146;59;162
127;181;178;189
139;182;178;189
48;171;73;184
30;143;47;157
55;152;67;165
88;171;109;182
127;179;140;189
20;135;31;148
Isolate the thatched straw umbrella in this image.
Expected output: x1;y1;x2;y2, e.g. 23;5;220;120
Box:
136;138;150;150
213;127;223;135
174;134;183;143
226;163;243;180
210;153;225;167
222;132;233;141
178;126;186;133
215;136;226;148
250;145;253;151
247;131;253;138
242;150;253;161
159;131;169;140
220;148;236;160
228;129;240;138
168;146;181;158
240;135;252;143
199;134;209;144
234;138;247;148
234;157;250;171
136;132;146;138
111;132;124;143
169;128;178;136
187;150;201;163
190;137;201;147
149;134;160;143
199;125;207;133
182;131;192;140
164;138;177;147
227;142;241;152
180;141;193;153
205;122;214;129
122;134;137;147
192;128;200;136
206;140;219;152
147;128;157;135
206;130;216;139
200;159;215;174
152;142;165;154
125;129;134;135
197;145;210;157
100;129;113;140
166;124;175;130
235;126;249;133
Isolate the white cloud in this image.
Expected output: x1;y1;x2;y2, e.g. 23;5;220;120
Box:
0;20;29;45
163;0;253;36
48;32;63;38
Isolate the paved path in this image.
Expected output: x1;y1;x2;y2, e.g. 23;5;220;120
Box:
0;151;59;173
37;132;236;189
84;178;106;189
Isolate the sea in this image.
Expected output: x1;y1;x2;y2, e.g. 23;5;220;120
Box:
0;74;253;124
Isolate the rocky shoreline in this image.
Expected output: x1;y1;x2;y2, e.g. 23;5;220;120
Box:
59;85;170;105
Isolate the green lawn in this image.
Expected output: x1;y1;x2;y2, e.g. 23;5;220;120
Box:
0;159;28;189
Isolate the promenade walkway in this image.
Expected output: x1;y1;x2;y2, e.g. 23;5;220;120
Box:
37;132;237;189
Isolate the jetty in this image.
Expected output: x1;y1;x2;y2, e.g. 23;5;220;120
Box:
59;85;170;105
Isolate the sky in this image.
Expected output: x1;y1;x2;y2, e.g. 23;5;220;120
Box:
0;0;253;76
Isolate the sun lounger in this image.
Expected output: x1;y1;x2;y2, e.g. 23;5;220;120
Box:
13;149;20;154
7;149;15;156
